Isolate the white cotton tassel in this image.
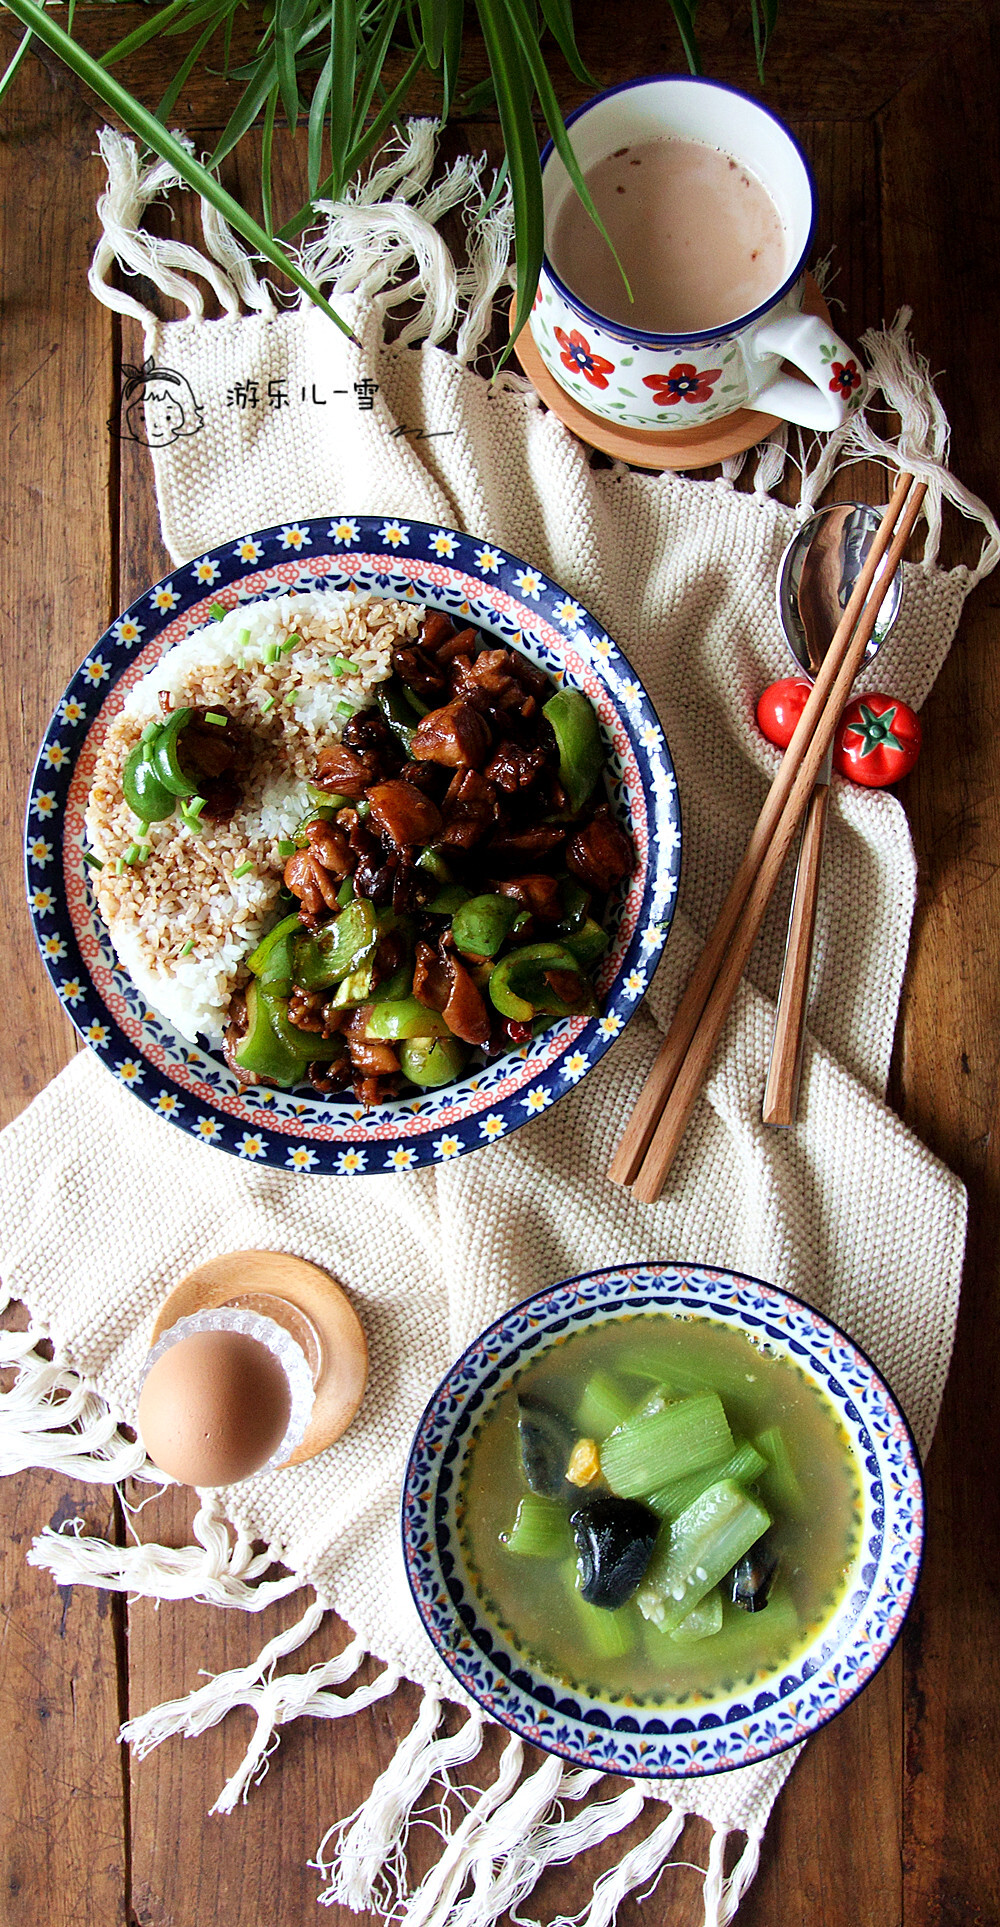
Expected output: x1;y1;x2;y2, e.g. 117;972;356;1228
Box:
455;180;516;365
439;1752;568;1927
316;1695;486;1913
212;1649;401;1816
477;1772;643;1927
123;1595;330;1757
28;1490;302;1611
753;424;789;497
550;1801;687;1927
799;308;1000;582
391;1734;525;1927
701;1826;763;1927
89;128;245;328
0;1341;145;1481
199;196;279;319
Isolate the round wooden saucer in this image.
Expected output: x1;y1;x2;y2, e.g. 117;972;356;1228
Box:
509;273;830;472
151;1250;368;1466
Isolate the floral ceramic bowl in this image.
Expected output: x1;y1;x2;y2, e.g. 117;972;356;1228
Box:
26;516;680;1176
402;1262;924;1778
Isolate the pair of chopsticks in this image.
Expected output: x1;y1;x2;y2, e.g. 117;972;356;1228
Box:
611;470;926;1204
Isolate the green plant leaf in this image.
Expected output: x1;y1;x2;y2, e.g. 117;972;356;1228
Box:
0;23;32;102
280;36;425;237
536;0;592;84
475;0;544;352
349;0;404;145
156;11;227;125
307;46;333;198
261;81;278;234
0;0;355;337
439;0;463;119
326;0;358;201
504;0;632;305
418;0;447;67
211;51;280;168
667;0;703;74
97;0;198;70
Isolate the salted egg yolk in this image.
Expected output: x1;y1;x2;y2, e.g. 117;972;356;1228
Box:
137;1328;292;1486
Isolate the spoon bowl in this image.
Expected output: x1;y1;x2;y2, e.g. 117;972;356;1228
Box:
776;501;904;676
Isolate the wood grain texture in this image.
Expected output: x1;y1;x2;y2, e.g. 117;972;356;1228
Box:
0;6;998;1924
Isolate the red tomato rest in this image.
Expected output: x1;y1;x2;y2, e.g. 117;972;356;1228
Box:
756;677;813;750
833;694;922;787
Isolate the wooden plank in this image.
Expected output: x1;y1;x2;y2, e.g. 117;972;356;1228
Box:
0;55;127;1927
0;69;118;1128
880;14;1000;1924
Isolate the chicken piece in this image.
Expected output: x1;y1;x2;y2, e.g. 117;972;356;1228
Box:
411;699;492;770
366;779;443;848
565;808;633;894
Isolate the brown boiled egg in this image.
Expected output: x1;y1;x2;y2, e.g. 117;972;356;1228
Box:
137;1327;293;1486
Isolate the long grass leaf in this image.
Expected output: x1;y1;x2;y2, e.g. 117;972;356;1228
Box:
97;0;198;69
504;0;631;302
275;17;302;125
1;0;355;337
474;0;544;350
279;38;424;238
417;0;447;67
307;47;333;198
156;13;225;124
326;0;358;200
668;0;703;74
536;0;591;84
439;0;462;118
211;51;278;166
0;24;32;102
349;0;403;144
261;82;278;234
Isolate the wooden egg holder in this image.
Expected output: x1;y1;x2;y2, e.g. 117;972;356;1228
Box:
151;1251;368;1467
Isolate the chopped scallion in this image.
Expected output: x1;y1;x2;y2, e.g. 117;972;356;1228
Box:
237;627;250;647
115;856;126;874
180;939;195;956
277;838;296;858
260;694;276;713
123;842;142;865
205;710;227;726
233;861;253;879
209;602;226;621
281;632;300;654
330;655;355;676
81;850;103;871
283;690;297;706
264;642;281;664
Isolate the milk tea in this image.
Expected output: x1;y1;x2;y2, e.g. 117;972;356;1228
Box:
550;136;788;334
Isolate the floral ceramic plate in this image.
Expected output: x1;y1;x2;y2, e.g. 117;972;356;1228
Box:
26;516;680;1176
402;1261;924;1778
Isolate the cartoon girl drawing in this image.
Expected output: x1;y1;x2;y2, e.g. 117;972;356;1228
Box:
117;359;205;447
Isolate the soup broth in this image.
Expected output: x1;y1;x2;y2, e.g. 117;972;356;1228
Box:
458;1313;863;1705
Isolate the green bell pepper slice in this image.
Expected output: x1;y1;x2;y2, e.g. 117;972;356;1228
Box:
451;893;520;959
234;982;311;1089
150;707;198;797
488;942;598;1022
292;900;379;990
375;679;417;750
327;962;376;1008
122;739;175;823
307;783;351;812
542;689;604;814
426;883;471;917
398;1034;468;1087
247;912;303;998
416;847;453;885
364;997;450;1041
561;918;610;971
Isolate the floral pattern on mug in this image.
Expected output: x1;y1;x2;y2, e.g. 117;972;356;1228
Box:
829;358;862;398
642;363;723;407
554;328;615;390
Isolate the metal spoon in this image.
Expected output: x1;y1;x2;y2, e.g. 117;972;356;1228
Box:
762;503;904;1126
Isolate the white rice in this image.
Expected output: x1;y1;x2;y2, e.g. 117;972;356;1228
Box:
85;589;420;1044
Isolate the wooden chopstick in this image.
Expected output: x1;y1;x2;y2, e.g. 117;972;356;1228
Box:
611;472;926;1200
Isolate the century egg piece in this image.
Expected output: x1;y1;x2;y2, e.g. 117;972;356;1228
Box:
517;1394;576;1496
570;1494;660;1610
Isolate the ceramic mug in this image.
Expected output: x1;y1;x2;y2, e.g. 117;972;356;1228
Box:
531;76;864;434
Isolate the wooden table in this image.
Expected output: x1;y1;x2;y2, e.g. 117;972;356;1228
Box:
2;4;998;1921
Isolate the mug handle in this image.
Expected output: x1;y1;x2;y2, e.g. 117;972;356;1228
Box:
747;312;863;430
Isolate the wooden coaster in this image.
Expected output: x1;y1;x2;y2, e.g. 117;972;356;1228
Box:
151;1251;368;1466
509;273;831;472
